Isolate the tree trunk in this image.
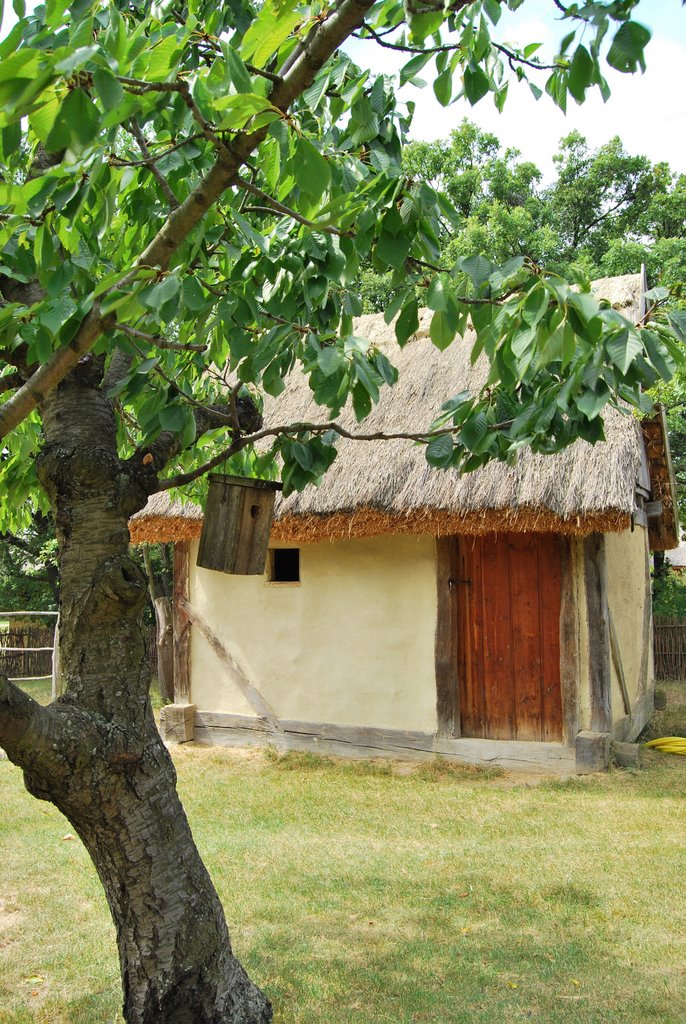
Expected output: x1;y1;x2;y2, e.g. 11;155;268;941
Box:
1;364;272;1023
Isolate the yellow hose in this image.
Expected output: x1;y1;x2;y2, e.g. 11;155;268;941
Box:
645;737;686;754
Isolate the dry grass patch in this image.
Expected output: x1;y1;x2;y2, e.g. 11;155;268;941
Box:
2;684;686;1023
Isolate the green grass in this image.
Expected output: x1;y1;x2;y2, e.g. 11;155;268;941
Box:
2;684;686;1024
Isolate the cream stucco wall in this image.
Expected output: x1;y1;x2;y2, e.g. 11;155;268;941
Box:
189;534;439;732
574;527;652;732
605;526;652;724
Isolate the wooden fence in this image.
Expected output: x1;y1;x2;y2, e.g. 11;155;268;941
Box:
653;618;686;681
0;616;157;680
0;618;56;678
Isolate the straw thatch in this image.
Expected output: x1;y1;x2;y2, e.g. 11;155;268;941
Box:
129;492;202;545
131;273;660;545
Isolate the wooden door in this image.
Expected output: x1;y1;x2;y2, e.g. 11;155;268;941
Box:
456;533;563;742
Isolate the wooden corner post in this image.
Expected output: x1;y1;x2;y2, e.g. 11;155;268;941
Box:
160;540;194;743
578;533;612;771
435;537;458;739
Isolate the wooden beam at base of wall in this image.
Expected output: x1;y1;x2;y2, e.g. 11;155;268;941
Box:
576;730;610;773
194;711;577;774
612;690;654;743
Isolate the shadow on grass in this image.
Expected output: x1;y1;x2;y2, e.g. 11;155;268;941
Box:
248;878;684;1024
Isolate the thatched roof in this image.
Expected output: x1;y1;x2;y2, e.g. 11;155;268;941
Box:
129;273;677;547
130;491;203;544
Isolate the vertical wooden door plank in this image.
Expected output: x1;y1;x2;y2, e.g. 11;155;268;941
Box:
538;534;563;742
509;534;543;741
457;536;483;738
481;534;514;740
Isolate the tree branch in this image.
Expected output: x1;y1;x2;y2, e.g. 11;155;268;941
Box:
0;674;59;773
355;22;557;70
161;413;515;489
235;176;351;236
114;323;207;352
127;118;180;211
109;132;205;168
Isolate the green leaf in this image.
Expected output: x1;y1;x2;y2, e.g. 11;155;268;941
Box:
395;298;419;347
216;93;277;131
143;275;180;317
427;273;455;313
349;95;379;145
430;310;456;351
159;403;188;432
426;432;454;468
47;88;100;151
463;65;490;106
294;137;331;201
1;120;21;159
460;411;489;452
241;0;300;67
577;384;610;419
93;67;124;111
606;328;643;375
54;46;98;76
223;44;253;93
433;69;452;107
607;21;651;74
352;382;372;421
522;285;548;327
317;346;346;377
568;44;594;103
399;52;432;87
375;230;410;271
459;255;494;290
182;276;207;311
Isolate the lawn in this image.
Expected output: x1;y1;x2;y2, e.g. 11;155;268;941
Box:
1;683;686;1024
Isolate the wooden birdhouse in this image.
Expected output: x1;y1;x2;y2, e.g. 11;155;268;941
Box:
196;475;283;575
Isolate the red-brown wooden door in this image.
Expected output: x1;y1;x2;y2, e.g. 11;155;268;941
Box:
456;533;563;742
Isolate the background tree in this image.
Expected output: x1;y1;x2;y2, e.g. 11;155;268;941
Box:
0;2;683;1023
362;120;686;312
0;512;59;611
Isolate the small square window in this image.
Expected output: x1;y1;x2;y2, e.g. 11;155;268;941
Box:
269;548;300;583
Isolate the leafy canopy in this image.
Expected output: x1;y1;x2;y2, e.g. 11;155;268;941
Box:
0;0;683;532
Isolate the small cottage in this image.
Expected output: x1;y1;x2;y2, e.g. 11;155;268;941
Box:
131;274;679;773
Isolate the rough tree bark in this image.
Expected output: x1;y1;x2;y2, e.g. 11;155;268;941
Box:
0;360;272;1024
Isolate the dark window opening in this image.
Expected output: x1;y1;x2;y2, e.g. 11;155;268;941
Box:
270;548;300;583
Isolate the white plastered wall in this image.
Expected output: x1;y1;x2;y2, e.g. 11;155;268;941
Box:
188;534;438;732
605;525;652;723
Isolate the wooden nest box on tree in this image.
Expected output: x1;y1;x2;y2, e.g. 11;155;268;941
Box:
196;475;283;576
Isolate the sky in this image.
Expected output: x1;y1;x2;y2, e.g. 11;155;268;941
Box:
3;0;685;180
345;0;686;180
